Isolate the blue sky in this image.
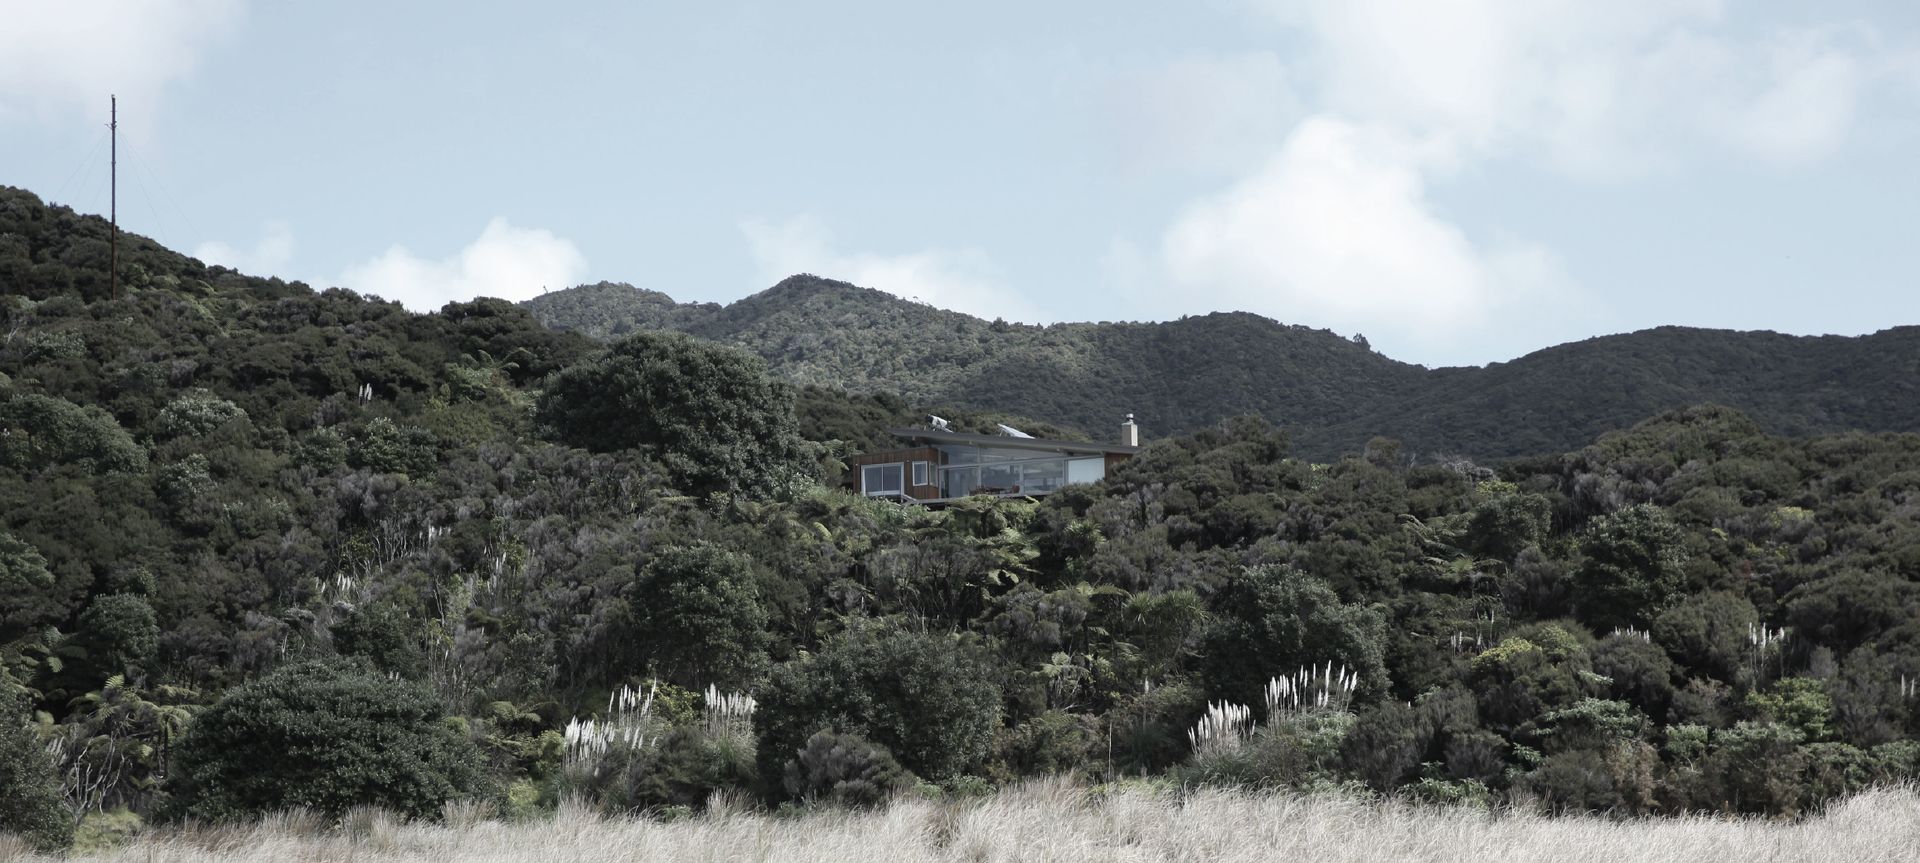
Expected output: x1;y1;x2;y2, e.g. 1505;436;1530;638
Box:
3;1;1917;367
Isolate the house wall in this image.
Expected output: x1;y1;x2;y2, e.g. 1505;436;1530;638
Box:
849;446;943;500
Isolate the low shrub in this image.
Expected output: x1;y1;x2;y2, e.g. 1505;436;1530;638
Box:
167;659;486;821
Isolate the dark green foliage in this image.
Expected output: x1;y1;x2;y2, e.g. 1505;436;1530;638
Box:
1200;564;1389;706
0;532;56;643
329;602;427;678
535;331;809;496
1785;570;1920;653
1651;593;1758;684
526;278;1920;462
73;593;158;676
1186;710;1355;789
0;392;146;474
627;543;770;688
1591;633;1680;722
0;697;73;852
1519;742;1659;815
783;730;911;807
570;722;760;813
1573;504;1688;628
169;660;485;820
5;186;1920;820
993;710;1095;779
756;622;1001;784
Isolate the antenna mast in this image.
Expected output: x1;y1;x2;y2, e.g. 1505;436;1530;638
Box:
110;94;118;301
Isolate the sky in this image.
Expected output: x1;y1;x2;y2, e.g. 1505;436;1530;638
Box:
2;1;1917;368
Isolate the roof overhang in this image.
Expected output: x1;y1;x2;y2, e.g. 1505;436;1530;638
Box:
884;427;1140;457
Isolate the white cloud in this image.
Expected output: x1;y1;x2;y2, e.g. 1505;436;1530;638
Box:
741;214;1048;323
194;221;293;277
341;219;588;312
1156;116;1582;361
0;1;245;128
1101;1;1916;365
1101;52;1299;174
1712;32;1865;165
1239;0;1899;172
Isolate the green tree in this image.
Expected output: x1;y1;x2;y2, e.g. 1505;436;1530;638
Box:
535;331;808;496
168;659;485;820
783;729;911;806
1573;504;1688;628
73;593;158;677
629;543;770;688
1651;592;1758;683
0;533;57;644
0;393;146;475
0;695;72;852
1200;564;1389;707
755;621;1000;785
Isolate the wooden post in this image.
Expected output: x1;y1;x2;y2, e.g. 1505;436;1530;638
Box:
110;94;118;301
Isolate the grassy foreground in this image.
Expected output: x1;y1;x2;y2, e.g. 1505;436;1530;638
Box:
5;782;1917;863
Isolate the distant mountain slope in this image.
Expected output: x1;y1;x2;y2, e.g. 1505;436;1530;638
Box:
525;278;1920;460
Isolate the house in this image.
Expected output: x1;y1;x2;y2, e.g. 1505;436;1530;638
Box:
850;415;1142;504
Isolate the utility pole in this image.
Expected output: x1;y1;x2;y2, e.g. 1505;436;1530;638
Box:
110;94;118;301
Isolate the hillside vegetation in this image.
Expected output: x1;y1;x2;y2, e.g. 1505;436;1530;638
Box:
525;279;1920;461
4;185;1920;851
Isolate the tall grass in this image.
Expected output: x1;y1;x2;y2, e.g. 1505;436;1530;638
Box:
6;781;1917;863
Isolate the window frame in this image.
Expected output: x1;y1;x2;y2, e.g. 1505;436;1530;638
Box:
912;460;929;487
862;462;905;497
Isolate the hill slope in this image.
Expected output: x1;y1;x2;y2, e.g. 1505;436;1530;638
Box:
526;279;1920;460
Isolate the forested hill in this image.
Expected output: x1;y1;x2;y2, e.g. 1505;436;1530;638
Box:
526;279;1920;460
10;184;1920;844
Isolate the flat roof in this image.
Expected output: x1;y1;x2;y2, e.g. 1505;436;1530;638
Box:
883;427;1140;456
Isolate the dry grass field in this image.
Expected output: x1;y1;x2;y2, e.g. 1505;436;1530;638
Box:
5;781;1917;863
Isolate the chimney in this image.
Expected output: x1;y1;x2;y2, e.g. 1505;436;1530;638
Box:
1120;413;1140;447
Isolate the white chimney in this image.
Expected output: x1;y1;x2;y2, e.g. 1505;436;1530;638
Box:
1121;413;1139;447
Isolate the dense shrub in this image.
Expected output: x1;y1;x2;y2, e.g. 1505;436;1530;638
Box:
535;331;809;496
627;543;770;688
1200;565;1389;706
756;622;1001;785
783;730;911;807
1186;710;1355;789
0;393;146;474
0;697;72;852
993;710;1096;779
168;659;486;820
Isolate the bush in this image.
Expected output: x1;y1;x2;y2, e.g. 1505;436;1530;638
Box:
993;710;1096;780
783;730;910;807
756;622;1000;786
74;593;158;676
0;393;147;475
1200;565;1389;708
1573;504;1687;629
1185;709;1355;789
0;698;72;852
1518;741;1658;815
535;331;809;496
628;543;769;688
168;659;486;820
569;724;759;813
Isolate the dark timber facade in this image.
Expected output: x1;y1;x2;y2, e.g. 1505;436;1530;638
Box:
850;421;1141;505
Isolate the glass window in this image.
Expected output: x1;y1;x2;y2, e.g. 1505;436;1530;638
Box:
941;465;979;498
862;463;903;496
912;461;929;486
1068;457;1106;485
1017;458;1068;494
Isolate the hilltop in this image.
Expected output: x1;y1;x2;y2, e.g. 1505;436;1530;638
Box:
526;279;1920;460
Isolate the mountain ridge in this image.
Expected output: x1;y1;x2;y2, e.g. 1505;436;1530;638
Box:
524;278;1920;460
